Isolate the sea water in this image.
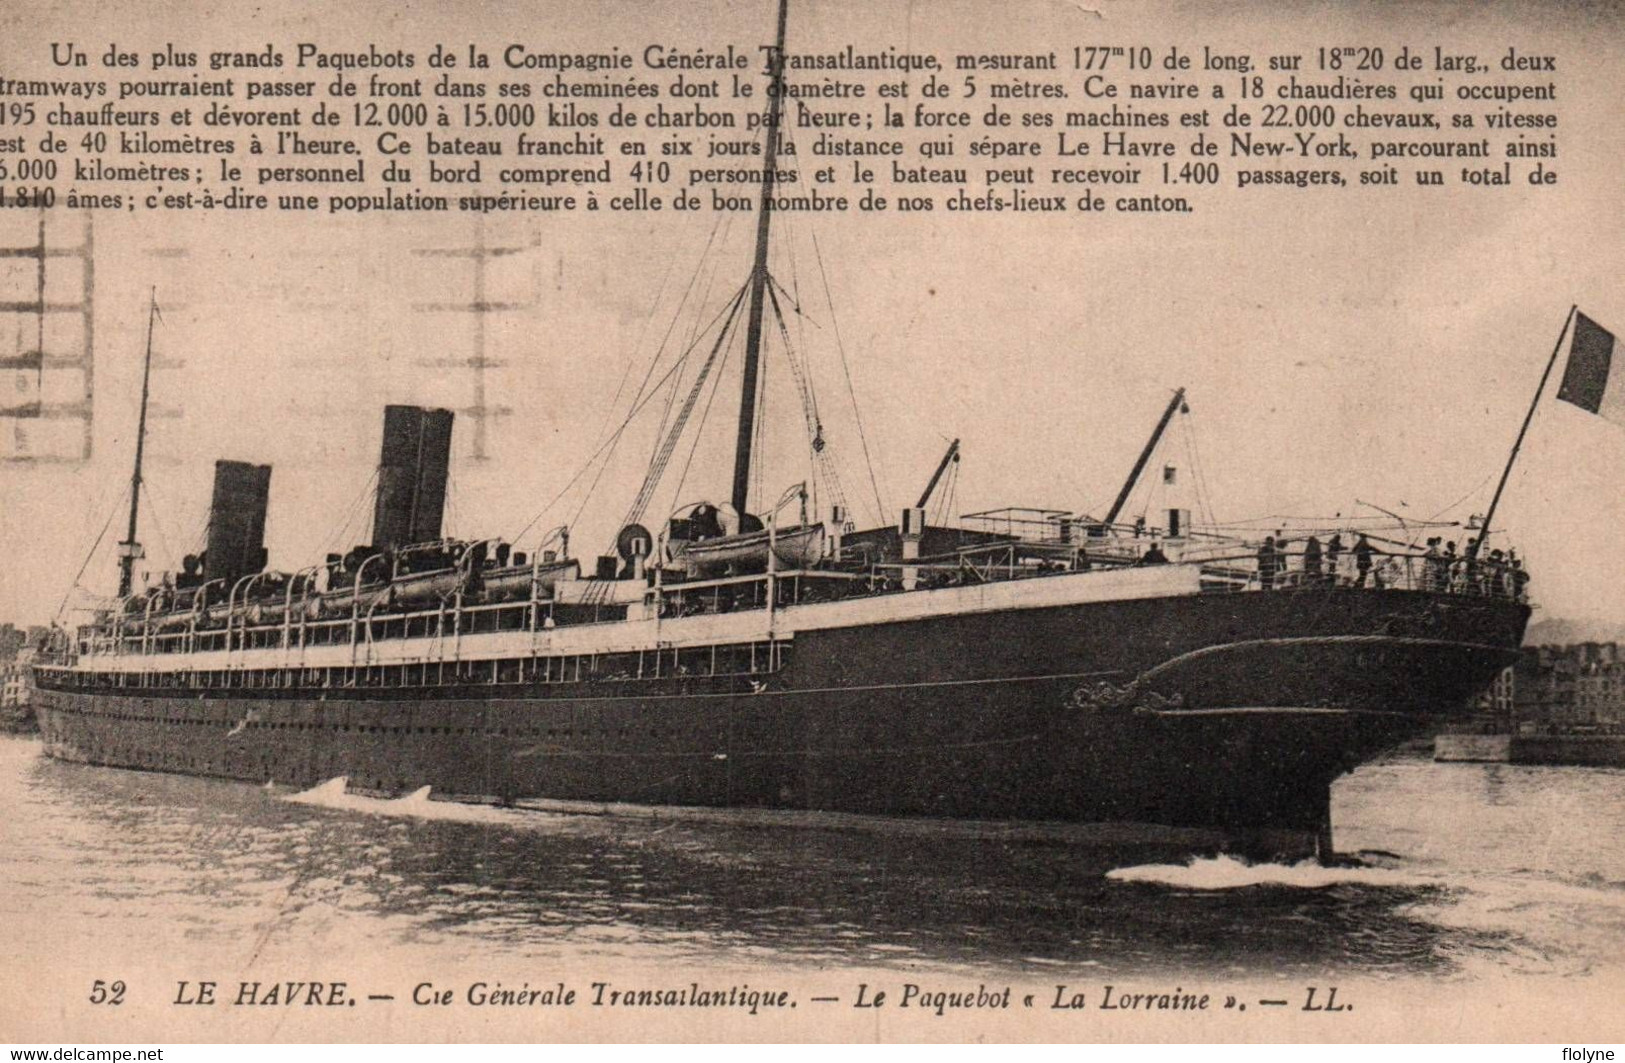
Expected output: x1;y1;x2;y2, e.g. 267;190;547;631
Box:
3;735;1624;982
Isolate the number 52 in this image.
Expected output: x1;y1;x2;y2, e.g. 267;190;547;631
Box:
89;980;126;1005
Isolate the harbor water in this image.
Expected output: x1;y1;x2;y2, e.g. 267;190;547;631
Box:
3;733;1625;1040
6;733;1625;979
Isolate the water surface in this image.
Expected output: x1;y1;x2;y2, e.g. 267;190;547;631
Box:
4;736;1624;984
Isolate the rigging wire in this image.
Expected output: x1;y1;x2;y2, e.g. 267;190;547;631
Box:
776;222;818;517
645;271;707;475
1425;472;1495;525
767;277;849;524
646;358;685;481
637;214;732;419
773;226;825;429
1205;515;1454;532
766;284;821;467
592;236;686;450
779;140;868;528
56;484;127;621
320;467;379;558
508;279;755;546
137;486;177;582
807;227;889;527
668;307;744;522
618;283;751;535
583;255;743;606
1178;409;1219;531
138;473;185;562
780;216;819;519
682;203;738;356
780;129;871;523
568;213;736;538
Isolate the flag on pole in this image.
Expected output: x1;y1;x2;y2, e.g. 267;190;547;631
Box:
1556;311;1622;423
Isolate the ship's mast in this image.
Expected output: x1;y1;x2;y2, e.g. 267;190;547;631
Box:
117;290;158;598
729;0;791;520
1103;387;1186;527
1469;305;1578;560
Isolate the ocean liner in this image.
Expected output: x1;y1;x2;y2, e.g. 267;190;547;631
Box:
32;0;1531;860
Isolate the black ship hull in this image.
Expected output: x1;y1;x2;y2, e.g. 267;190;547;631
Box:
35;586;1527;858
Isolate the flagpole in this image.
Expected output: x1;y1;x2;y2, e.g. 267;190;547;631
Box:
1469;304;1578;560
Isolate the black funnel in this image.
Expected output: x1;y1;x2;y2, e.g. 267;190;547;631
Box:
372;405;455;550
202;459;272;589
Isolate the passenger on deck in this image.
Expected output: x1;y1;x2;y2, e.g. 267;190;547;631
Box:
1326;534;1344;585
1511;557;1530;602
1257;536;1277;590
1445;541;1465;593
1464;537;1482;595
1303;535;1323;583
1141;540;1169;565
1423;537;1443;592
1354;534;1374;587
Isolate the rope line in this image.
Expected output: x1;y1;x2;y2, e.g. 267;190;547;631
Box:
57;484;127;621
809;227;888;526
619;282;751;534
509;279;757;546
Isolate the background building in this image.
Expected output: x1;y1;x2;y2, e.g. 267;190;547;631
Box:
1485;642;1625;735
0;623;42;733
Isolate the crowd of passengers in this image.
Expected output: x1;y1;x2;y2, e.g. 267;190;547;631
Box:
1254;531;1528;600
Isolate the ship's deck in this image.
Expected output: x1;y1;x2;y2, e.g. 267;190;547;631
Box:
36;524;1528;701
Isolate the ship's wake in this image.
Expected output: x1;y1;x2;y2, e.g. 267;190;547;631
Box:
1106;853;1441;891
283;776;536;825
1108;852;1625;976
1109;853;1625;897
285;776;350;804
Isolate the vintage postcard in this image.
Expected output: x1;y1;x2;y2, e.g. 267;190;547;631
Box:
0;0;1622;1045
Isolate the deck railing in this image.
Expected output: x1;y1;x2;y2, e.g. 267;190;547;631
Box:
1191;545;1528;601
58;531;1527;667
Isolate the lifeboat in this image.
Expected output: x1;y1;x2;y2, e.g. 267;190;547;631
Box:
478;559;581;603
671;522;825;573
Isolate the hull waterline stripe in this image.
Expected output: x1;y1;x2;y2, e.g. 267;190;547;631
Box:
513;732;1045;760
1137;634;1518;682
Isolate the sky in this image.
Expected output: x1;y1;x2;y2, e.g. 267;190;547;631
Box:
0;0;1621;627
